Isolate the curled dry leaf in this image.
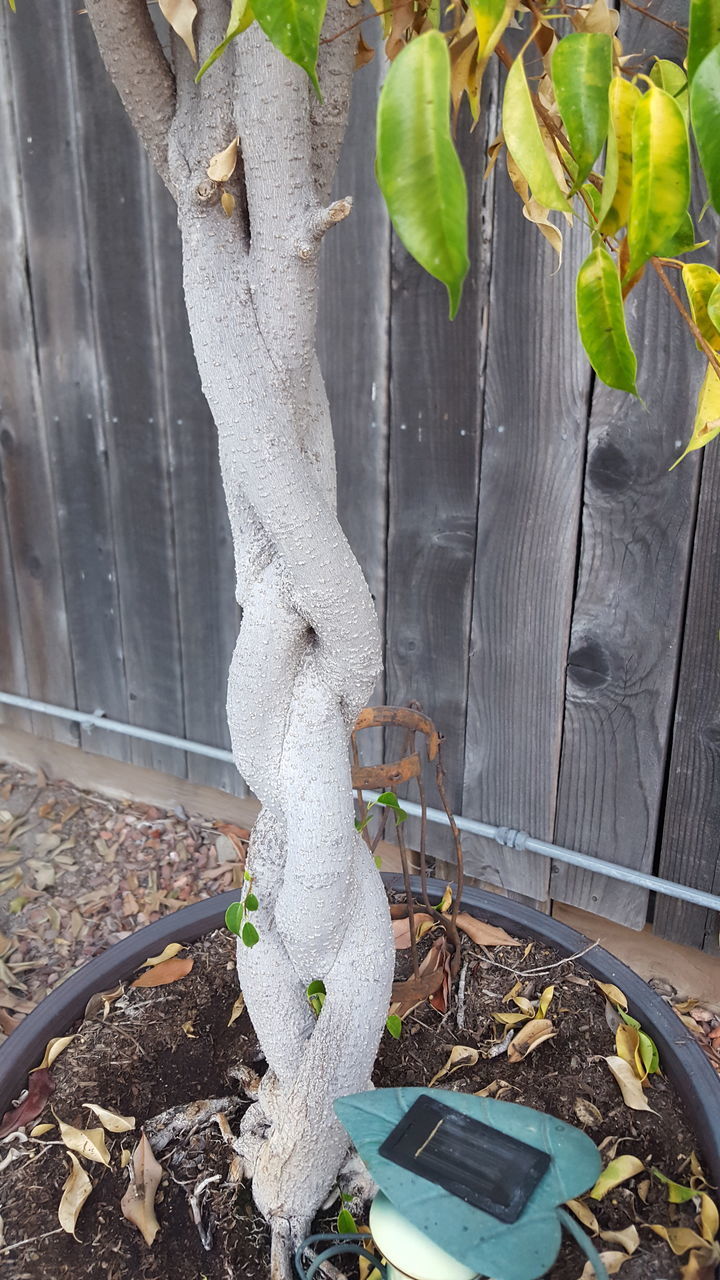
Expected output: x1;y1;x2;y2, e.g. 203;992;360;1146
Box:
648;1225;711;1256
578;1251;630;1278
58;1153;93;1237
121;1133;163;1246
392;913;434;949
58;1119;111;1166
615;1023;646;1081
507;1017;556;1062
120;1148;132;1170
428;1044;480;1086
207;136;239;183
573;1097;603;1129
565;1197;599;1234
390;936;446;1018
141;943;185;968
158;0;197;60
681;1244;720;1280
227;993;246;1027
699;1194;719;1244
30;1122;55;1137
453;912;520;947
131;956;193;988
0;1067;54;1138
652;1166;696;1203
605;1056;656;1113
600;1225;639;1254
84;983;124;1021
589;1155;645;1200
33;1035;75;1072
83;1103;135;1133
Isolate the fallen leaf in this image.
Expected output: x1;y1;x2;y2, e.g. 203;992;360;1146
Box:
507;1018;556;1062
648;1225;710;1255
0;1068;54;1138
474;1078;512;1098
600;1225;639;1254
589;1155;645;1200
57;1119;111;1166
33;1035;75;1072
390;937;445;1017
566;1198;599;1233
132;956;193;987
429;1044;480;1086
453;912;520;947
681;1244;720;1280
207;136;239;183
84;983;124;1021
437;884;453;913
121;1133;163;1246
58;1153;93;1236
83;1104;135;1133
536;985;555;1018
698;1194;719;1244
595;981;628;1010
574;1098;603;1128
29;1122;55;1136
578;1251;630;1277
652;1167;696;1203
228;993;246;1026
493;1010;531;1027
181;1020;197;1038
637;1178;650;1203
605;1057;656;1112
615;1023;646;1081
158;0;197;59
120;1148;132;1169
392;913;434;949
140;943;185;968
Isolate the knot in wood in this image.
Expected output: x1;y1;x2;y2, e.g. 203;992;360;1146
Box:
195;178;219;205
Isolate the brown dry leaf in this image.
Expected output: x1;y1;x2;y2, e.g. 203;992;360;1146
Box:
507;1018;556;1062
572;0;620;35
615;1024;646;1081
141;943;184;968
578;1252;630;1278
605;1056;656;1113
589;1155;645;1200
681;1244;720;1280
429;1044;479;1086
83;1103;135;1133
158;0;197;59
474;1079;512;1098
390;937;445;1018
58;1153;93;1236
207;137;239;183
392;913;434;949
454;912;520;947
574;1098;603;1129
600;1225;639;1254
648;1225;710;1255
132;956;193;987
637;1178;651;1203
595;981;628;1010
355;32;375;68
228;993;246;1027
565;1198;599;1234
32;1034;75;1072
84;983;124;1021
58;1119;111;1166
121;1133;163;1246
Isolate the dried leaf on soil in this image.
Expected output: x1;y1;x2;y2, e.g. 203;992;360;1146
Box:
699;1194;719;1243
131;956;193;987
565;1197;599;1233
652;1167;696;1203
594;981;628;1009
507;1018;556;1062
58;1119;111;1165
83;1103;135;1133
615;1023;647;1081
141;943;185;968
453;912;520;947
121;1133;163;1246
599;1225;639;1254
207;136;239;182
227;993;245;1026
33;1034;75;1071
429;1044;480;1086
589;1155;645;1200
648;1225;711;1255
680;1244;720;1280
392;913;434;949
574;1097;603;1128
578;1251;631;1277
58;1153;93;1236
605;1056;656;1112
0;1067;54;1138
30;1122;55;1136
390;937;446;1017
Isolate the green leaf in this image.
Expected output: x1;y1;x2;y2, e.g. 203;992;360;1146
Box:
690;44;720;213
6;0;16;11
244;868;252;881
503;51;571;214
650;59;689;123
195;0;254;81
688;0;720;81
376;31;469;317
576;246;638;395
656;210;701;258
638;1030;660;1075
244;892;259;912
374;855;383;868
708;282;720;333
651;1168;697;1203
682;263;720;350
224;901;244;935
337;1208;358;1234
252;0;327;95
626;82;691;277
599;76;642;234
306;979;327;997
385;1014;403;1039
468;0;513;61
377;791;401;807
552;33;613;188
241;920;260;948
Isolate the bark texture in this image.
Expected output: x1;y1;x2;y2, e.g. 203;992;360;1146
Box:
85;1;395;1270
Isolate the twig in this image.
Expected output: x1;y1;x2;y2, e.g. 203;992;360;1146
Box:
0;1227;64;1255
320;3;395;44
456;958;469;1031
617;0;688;37
652;259;720;383
473;939;600;977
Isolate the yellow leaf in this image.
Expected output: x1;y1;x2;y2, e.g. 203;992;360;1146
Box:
594;981;628;1009
537;985;555;1018
699;1194;719;1244
573;0;620;36
507;1017;556;1062
566;1198;599;1233
29;1123;55;1137
579;1251;631;1278
429;1044;479;1086
468;0;514;62
670;365;720;469
615;1023;646;1081
83;1104;135;1133
600;1225;640;1254
493;1010;531;1026
120;1148;132;1169
121;1133;163;1246
604;1056;656;1112
141;942;184;968
221;190;236;217
589;1155;645;1200
437;884;453;914
682;264;720;352
57;1153;93;1237
158;0;197;60
681;1244;720;1280
228;993;246;1027
32;1034;75;1072
649;1225;711;1256
502;981;523;1004
58;1119;111;1166
207;136;239;183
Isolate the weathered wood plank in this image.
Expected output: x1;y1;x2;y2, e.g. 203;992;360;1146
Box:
461;88;590;905
69;8;187;777
654;441;720;955
0;7;77;746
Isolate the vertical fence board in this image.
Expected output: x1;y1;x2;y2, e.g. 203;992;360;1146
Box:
461;111;590;905
654;443;720;955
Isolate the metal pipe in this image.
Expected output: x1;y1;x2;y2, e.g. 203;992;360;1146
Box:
1;690;719;914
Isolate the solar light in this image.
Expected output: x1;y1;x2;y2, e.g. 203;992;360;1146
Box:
294;1088;610;1280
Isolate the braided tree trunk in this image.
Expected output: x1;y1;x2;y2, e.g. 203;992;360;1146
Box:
85;0;395;1270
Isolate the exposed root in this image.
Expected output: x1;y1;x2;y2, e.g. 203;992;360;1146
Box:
189;1172;221;1251
143;1096;243;1154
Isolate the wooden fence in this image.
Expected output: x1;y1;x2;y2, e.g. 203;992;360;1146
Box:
0;0;717;950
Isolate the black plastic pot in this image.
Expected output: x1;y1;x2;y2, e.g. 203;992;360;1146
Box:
1;876;719;1187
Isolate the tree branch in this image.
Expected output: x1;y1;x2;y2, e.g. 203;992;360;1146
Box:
85;0;177;198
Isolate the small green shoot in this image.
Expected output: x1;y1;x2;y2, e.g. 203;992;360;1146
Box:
385;1014;402;1040
337;1207;358;1234
225;877;261;947
307;978;326;1016
355;791;409;834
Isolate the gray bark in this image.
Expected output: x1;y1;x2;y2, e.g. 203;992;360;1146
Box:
84;1;395;1269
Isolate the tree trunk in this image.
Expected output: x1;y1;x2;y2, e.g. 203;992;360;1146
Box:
85;1;395;1270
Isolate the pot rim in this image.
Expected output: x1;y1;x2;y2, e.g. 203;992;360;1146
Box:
1;875;718;1185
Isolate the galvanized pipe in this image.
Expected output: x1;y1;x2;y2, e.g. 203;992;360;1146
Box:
1;690;719;915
